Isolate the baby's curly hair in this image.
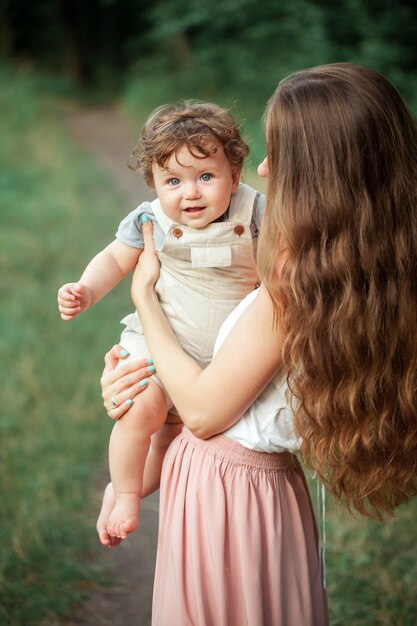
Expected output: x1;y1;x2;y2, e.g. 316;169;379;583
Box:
128;101;249;186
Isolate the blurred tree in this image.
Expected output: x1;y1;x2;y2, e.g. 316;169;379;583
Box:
311;0;417;98
0;0;154;84
140;0;329;98
357;0;417;100
60;0;99;84
0;0;415;100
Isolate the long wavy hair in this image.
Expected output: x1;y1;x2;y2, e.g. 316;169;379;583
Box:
258;63;417;518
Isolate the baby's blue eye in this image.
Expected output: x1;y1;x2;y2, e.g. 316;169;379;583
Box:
168;178;180;186
200;173;212;182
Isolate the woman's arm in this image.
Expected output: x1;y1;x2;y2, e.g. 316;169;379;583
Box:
133;221;284;439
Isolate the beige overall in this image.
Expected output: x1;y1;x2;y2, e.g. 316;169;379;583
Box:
119;183;260;407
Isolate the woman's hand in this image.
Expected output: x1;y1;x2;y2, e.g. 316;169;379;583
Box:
101;345;154;420
131;216;160;304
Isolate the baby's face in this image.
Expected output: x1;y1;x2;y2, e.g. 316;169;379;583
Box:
151;144;240;228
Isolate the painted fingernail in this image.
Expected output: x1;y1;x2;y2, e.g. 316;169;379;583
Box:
140;213;150;224
146;358;153;365
147;365;156;373
140;379;149;387
120;349;129;356
125;399;133;407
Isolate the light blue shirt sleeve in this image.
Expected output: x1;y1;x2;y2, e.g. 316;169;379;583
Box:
115;201;165;249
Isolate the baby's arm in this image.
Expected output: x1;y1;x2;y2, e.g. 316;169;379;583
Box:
58;240;142;320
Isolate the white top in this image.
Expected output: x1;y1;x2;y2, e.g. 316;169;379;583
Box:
214;289;302;453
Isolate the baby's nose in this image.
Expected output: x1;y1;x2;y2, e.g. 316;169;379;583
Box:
183;182;201;199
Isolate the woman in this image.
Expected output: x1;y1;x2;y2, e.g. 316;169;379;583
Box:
99;63;417;626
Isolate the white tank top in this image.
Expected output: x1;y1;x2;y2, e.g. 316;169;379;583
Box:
214;289;302;453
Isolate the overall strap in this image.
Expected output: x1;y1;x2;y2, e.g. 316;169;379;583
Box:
151;197;174;234
227;183;258;223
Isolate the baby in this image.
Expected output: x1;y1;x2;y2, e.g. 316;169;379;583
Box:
58;101;265;541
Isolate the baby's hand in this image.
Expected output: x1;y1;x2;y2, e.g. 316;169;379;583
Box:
57;282;92;320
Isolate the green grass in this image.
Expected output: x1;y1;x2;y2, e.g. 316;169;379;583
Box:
0;65;133;624
308;480;417;625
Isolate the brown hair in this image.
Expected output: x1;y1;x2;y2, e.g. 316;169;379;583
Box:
129;101;249;186
258;63;417;518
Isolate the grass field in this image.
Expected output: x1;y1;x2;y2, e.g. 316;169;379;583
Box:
0;65;133;624
1;65;416;625
313;482;417;625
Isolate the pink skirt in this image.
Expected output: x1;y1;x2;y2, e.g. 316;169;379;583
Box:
152;428;328;626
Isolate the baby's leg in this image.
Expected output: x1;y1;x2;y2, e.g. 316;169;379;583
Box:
107;381;168;540
97;416;182;547
96;483;121;548
142;414;183;497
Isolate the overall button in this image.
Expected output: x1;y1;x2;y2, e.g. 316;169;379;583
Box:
172;227;183;238
234;224;245;236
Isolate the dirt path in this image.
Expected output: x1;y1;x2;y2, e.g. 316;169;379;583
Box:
68;104;156;206
66;105;158;626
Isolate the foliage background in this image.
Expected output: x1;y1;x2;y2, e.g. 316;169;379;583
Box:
1;1;416;624
2;0;417;154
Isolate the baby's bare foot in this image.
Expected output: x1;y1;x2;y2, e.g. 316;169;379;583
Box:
96;483;122;548
107;493;140;540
